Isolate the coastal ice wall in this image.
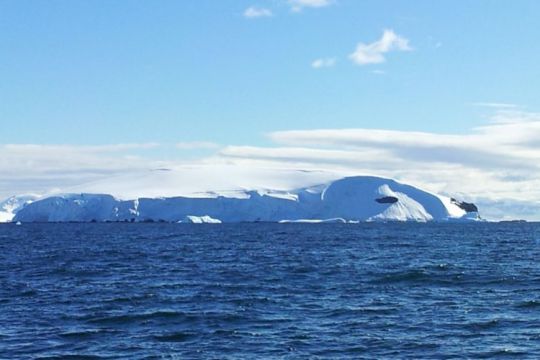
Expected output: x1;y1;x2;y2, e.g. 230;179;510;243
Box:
12;176;479;223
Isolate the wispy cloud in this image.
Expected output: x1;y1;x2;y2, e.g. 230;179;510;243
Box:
473;102;519;109
243;6;273;18
349;29;412;65
0;143;160;154
267;110;540;170
215;109;540;220
175;141;219;150
0;143;168;198
3;111;540;220
288;0;333;12
311;57;336;68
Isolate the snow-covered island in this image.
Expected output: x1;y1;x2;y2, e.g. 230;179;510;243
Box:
2;176;481;223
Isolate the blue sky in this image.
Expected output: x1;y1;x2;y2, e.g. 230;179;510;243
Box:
2;0;540;219
2;0;539;146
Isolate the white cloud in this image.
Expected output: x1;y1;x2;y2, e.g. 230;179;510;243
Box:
267;110;540;169
473;102;519;109
243;6;273;18
215;109;540;220
220;145;391;165
175;141;219;150
0;143;169;198
349;29;412;65
311;57;336;68
288;0;333;12
3;110;540;220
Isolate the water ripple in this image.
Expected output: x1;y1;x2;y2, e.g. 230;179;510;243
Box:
1;222;540;358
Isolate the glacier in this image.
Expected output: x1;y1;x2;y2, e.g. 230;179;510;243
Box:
8;176;481;223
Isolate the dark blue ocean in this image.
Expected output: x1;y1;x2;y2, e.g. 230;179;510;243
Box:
2;223;540;359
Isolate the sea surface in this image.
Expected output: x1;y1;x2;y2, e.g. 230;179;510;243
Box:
1;223;540;359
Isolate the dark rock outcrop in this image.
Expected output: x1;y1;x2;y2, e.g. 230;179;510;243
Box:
375;196;399;204
451;198;478;213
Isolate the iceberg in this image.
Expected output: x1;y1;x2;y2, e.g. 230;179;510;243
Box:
180;215;222;224
279;218;347;223
8;176;481;223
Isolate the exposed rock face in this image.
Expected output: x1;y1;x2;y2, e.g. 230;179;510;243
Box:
450;198;478;213
375;196;399;204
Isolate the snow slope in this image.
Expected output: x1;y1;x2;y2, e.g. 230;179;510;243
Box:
61;165;344;200
13;176;479;223
0;195;39;223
